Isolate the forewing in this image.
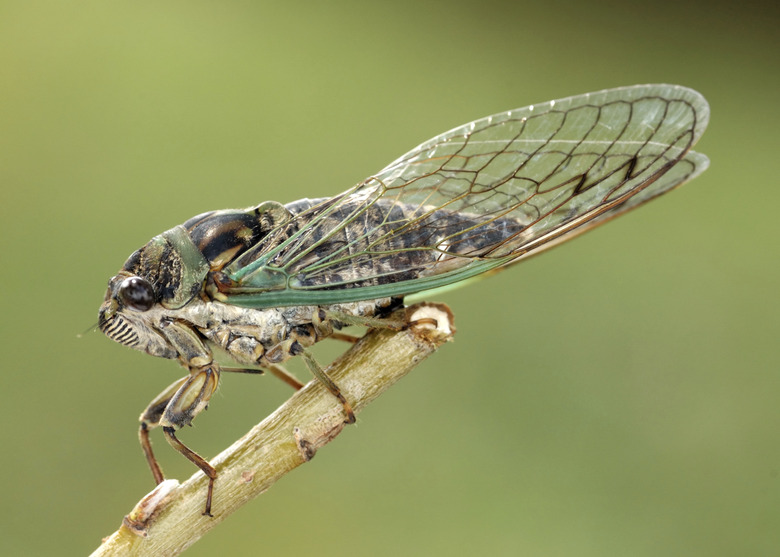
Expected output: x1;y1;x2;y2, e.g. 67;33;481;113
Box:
502;149;710;265
224;84;709;308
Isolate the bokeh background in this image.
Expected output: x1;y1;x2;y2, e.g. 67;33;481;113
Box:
1;1;778;555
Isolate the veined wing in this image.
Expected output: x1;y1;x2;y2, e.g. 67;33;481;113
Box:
498;149;709;266
221;84;709;308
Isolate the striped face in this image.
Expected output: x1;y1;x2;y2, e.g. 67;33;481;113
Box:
98;273;178;359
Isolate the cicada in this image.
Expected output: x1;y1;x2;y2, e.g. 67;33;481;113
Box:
98;84;709;515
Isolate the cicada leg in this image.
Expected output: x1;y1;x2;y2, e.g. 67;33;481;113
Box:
138;365;221;516
163;427;217;516
314;308;398;343
266;364;305;390
321;309;407;331
291;307;419;424
328;332;361;344
325;307;440;330
221;364;305;391
259;334;356;423
299;348;356;424
139;375;191;485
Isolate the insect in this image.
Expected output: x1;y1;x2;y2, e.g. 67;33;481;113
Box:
98;84;709;516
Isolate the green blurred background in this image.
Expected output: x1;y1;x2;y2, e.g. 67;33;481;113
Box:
1;1;778;555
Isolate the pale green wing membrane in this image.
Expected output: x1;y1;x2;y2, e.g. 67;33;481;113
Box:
221;84;709;308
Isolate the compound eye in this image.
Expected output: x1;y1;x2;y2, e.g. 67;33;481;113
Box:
117;276;155;312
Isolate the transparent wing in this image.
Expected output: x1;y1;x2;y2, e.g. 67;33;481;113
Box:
499;149;710;266
222;84;709;308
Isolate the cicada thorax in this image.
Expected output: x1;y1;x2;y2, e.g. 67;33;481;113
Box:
184;201;295;272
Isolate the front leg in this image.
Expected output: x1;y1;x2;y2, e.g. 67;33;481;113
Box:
138;365;221;516
139;375;189;485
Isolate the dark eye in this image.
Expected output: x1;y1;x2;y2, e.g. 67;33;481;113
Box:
118;276;155;311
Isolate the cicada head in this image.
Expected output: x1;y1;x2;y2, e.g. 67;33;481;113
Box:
98;273;177;358
98;225;211;359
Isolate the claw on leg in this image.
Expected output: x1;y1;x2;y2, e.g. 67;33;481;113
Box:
163;427;217;516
